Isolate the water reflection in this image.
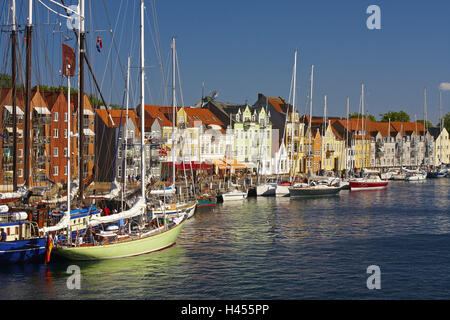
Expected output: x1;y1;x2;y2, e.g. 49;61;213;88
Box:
0;179;448;299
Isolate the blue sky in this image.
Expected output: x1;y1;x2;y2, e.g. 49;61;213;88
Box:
2;0;449;124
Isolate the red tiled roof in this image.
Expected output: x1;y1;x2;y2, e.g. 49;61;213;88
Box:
143;105;173;127
390;121;425;135
268;97;288;113
96;109;141;137
184;108;224;128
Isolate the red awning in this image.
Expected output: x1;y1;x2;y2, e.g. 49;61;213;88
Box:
165;161;212;170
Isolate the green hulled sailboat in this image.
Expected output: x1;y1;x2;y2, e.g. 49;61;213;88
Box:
51;1;186;261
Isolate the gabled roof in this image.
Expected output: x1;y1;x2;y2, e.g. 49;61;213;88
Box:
183;107;224;128
390;121;425;136
267;96;289;114
96;108;141;137
428;127;446;140
143;105;173;127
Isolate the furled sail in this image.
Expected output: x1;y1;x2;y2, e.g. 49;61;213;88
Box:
41;181;79;204
150;184;175;195
87;197;146;227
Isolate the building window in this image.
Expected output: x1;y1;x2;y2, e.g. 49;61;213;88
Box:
54;112;58;122
53;129;58;138
18;169;23;177
64;129;68;138
64;148;68;157
18;149;23;158
64;166;68;176
53;166;58;176
65;112;68;122
53;147;58;157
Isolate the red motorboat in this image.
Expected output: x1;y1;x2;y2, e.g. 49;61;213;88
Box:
349;172;388;191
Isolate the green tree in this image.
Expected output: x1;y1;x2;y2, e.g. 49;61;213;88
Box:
349;112;376;122
417;119;433;128
437;113;450;133
380;110;410;122
0;74;12;88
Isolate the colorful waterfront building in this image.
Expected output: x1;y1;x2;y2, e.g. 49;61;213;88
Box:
232;104;273;174
429;127;449;165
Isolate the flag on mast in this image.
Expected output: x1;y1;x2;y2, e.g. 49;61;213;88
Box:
62;44;76;77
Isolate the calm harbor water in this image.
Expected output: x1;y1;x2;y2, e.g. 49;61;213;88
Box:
1;179;449;299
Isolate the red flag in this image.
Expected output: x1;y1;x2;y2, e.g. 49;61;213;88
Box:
45;236;53;264
62;44;76;77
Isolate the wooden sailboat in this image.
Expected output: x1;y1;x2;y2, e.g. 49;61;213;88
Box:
151;37;197;218
0;0;52;264
51;0;187;261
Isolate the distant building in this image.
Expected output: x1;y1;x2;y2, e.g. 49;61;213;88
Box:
428;127;449;165
94;108;144;183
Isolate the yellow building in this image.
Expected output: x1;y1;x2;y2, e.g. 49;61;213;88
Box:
320;121;346;172
429;127;450;165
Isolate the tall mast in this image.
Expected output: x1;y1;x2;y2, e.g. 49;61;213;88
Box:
439;90;443;163
322;95;327;170
122;56;131;211
171;37;176;187
290;50;297;182
78;0;85;202
24;0;33;187
361;84;365;169
308;65;314;172
140;0;145;199
346;97;349;171
11;0;17;191
66;64;72;242
424;87;428;132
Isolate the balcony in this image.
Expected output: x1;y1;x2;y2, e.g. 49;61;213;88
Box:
36;156;49;164
32;117;51;125
33;136;50;144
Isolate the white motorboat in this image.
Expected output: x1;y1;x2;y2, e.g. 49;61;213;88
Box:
220;189;248;201
405;172;427;181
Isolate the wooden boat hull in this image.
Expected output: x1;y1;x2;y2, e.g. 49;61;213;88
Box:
53;219;187;261
197;197;217;207
349;181;388;190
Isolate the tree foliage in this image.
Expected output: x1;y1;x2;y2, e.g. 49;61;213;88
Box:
349;112;376;122
380;110;410;122
417;119;433;128
437;113;450;133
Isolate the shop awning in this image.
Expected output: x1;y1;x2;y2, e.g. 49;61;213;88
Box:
4;105;24;116
165;161;212;170
83;128;95;136
33;107;51;115
212;159;247;170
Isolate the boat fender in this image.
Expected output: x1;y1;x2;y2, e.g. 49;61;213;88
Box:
12;211;28;221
